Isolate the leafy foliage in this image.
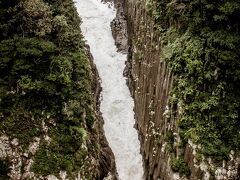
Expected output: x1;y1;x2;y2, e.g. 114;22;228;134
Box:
170;156;190;176
149;0;240;160
0;0;97;178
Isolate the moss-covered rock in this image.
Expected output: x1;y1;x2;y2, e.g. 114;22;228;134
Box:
0;0;115;179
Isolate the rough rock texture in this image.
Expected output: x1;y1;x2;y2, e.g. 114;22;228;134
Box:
124;0;240;179
0;126;70;180
110;2;128;54
0;126;49;179
102;0;128;53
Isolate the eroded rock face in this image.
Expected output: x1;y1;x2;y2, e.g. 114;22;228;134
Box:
0;122;68;180
110;1;128;53
124;0;240;179
0;135;40;179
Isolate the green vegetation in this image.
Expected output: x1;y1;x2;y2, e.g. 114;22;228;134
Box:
148;0;240;161
164;130;174;145
170;156;190;176
0;0;97;178
164;130;174;152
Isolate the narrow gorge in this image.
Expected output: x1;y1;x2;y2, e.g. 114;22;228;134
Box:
76;0;144;179
0;0;239;179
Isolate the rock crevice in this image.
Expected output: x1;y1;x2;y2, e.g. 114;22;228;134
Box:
86;44;118;180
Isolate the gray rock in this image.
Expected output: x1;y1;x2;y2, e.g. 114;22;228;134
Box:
111;3;128;53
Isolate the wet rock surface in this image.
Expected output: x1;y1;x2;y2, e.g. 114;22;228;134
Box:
110;3;128;53
86;44;118;180
102;0;128;54
78;0;143;178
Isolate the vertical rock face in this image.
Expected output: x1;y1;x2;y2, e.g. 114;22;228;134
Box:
124;0;240;179
111;2;128;53
125;1;175;179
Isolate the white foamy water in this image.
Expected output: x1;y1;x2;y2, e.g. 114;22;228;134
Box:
76;0;144;179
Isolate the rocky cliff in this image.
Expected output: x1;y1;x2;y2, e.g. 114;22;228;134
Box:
123;0;240;179
0;0;116;179
0;45;116;180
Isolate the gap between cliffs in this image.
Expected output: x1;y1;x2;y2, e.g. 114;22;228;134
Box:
76;0;144;179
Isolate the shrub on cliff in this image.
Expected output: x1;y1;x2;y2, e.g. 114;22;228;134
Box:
149;0;240;161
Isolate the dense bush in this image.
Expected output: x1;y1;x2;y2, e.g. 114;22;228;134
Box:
170;156;190;176
0;0;96;178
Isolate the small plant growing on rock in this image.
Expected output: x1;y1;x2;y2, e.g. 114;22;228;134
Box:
170;156;190;176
